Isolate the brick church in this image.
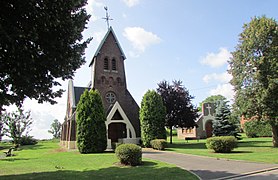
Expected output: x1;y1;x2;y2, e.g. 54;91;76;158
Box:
61;27;141;149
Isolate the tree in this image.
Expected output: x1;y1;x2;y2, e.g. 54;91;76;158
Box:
0;0;92;111
157;80;199;144
0;119;3;141
48;119;61;139
140;90;166;147
229;16;278;147
76;89;107;153
212;101;240;139
1;108;33;144
198;95;227;111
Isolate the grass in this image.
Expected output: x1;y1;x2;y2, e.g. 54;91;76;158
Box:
0;140;197;180
166;134;278;164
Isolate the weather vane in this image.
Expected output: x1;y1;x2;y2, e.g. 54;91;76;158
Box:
102;6;113;29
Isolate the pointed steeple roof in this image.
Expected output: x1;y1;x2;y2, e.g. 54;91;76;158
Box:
89;27;126;67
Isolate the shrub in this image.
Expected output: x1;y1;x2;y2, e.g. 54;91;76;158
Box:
206;136;237;153
150;139;167;150
76;89;107;153
140;90;166;147
115;144;142;166
19;135;38;146
244;120;272;138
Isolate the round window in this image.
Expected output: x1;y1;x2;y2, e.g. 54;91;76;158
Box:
105;92;116;103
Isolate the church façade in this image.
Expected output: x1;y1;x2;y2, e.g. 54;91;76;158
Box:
61;27;141;149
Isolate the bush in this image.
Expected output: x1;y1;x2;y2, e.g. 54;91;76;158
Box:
150;139;167;150
206;136;237;153
115;144;142;166
244;120;272;138
19;135;38;145
76;89;107;153
140;90;167;147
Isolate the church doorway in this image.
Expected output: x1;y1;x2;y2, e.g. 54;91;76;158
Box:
205;120;213;138
108;123;127;143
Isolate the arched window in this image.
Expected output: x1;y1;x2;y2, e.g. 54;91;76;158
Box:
112;59;117;71
104;58;109;70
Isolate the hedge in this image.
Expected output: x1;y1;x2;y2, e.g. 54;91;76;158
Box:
115;144;142;166
206;136;237;153
244;120;272;138
150;139;167;150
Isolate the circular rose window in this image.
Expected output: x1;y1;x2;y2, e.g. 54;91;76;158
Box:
105;92;116;103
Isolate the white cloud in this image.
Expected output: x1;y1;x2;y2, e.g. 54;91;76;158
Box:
86;0;104;21
203;72;232;84
209;84;234;101
201;47;231;68
93;30;107;44
123;27;162;53
122;0;140;7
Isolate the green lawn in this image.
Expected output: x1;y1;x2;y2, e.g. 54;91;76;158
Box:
166;134;278;164
0;140;197;180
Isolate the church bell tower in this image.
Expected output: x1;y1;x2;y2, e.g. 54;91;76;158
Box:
89;27;140;148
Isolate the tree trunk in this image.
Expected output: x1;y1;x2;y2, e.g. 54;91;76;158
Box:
170;127;173;144
271;124;278;147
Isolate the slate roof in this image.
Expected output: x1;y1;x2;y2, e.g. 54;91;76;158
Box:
73;87;90;107
89;26;126;67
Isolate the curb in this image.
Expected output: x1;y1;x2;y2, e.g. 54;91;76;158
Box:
215;167;278;180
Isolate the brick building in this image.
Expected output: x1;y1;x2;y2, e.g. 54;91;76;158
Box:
61;27;141;149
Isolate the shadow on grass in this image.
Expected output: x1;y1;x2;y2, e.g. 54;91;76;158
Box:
238;141;272;148
0;158;31;162
166;142;207;150
0;161;198;180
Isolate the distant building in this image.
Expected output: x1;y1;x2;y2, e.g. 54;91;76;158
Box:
61;27;141;149
177;103;216;139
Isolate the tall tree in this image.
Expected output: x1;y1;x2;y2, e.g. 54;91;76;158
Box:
1;108;33;144
140;90;166;147
76;89;107;153
157;80;199;144
229;16;278;147
48;119;62;139
0;119;3;141
213;101;240;139
0;0;92;110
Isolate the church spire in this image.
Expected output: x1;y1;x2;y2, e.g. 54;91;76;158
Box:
102;6;113;29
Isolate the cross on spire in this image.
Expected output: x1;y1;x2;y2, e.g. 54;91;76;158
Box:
102;6;113;29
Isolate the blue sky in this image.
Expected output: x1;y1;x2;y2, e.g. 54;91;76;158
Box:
12;0;278;139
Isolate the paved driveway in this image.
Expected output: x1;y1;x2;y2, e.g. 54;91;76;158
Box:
143;149;278;180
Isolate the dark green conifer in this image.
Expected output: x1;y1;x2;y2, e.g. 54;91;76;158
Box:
76;89;107;153
140;90;166;147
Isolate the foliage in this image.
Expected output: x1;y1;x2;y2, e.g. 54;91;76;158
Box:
244;120;272;138
0;0;92;110
115;143;142;166
140;90;166;147
213;101;241;139
150;139;167;150
229;16;278;147
1;108;33;144
76;89;107;153
157;80;199;144
206;136;238;153
166;128;177;136
198;95;227;111
18;135;38;145
0;118;3;141
48;119;62;139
